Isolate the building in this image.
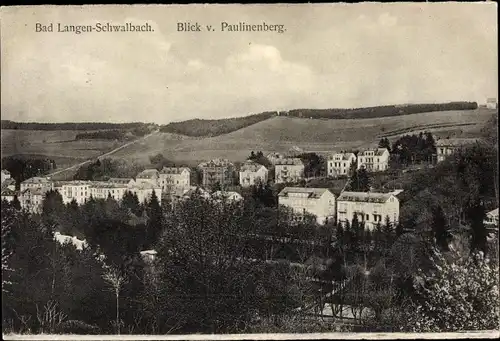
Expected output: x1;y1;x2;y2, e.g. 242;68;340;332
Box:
129;182;162;205
274;158;305;183
484;208;499;227
239;161;269;187
327;152;356;177
266;152;285;165
435;138;480;162
58;181;92;205
357;148;390;172
198;159;235;189
136;169;160;186
1;188;16;202
486;97;497;110
108;178;136;187
20;177;53;193
20;188;45;213
1;170;11;184
159;167;191;192
2;178;16;191
212;190;243;202
278;187;336;225
89;182;129;201
54;232;88;251
336;191;400;230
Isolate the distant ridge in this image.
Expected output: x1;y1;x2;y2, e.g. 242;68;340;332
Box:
160;101;478;137
0;120;158;131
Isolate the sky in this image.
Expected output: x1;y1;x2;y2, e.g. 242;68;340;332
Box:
1;3;497;124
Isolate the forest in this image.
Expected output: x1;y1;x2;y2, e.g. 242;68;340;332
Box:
1;121;156;132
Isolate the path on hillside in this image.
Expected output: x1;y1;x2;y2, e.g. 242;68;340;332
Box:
47;130;160;177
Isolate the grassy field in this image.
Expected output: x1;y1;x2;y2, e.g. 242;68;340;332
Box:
1;129;123;169
108;109;495;166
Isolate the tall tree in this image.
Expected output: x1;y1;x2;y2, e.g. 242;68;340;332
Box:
430;205;450;251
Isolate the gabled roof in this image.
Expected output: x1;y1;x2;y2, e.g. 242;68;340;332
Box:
159;167;191;175
278;187;332;199
435;138;480;147
240;161;267;173
1;188;16;196
21;177;50;184
487;208;499;218
136;169;159;179
328;152;356;161
275;158;304;166
337;191;394;203
359;148;389;157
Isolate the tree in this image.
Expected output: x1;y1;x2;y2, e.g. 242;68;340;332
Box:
407;250;499;332
145;190;163;248
121;191;142;217
11;195;21;210
102;266;129;335
378;137;391;152
430;205;450;251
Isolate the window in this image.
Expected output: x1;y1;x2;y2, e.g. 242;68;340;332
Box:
366;214;369;221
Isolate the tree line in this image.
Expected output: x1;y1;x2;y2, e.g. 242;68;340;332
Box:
1;121;156;131
1;156;56;189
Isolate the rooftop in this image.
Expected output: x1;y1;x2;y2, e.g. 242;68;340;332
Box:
359;148;389;156
328;152;356;161
337;191;394;203
108;178;134;184
275;158;304;166
487;208;499;218
240;161;267;172
435;138;480;147
198;158;234;168
136;169;159;179
278;187;331;199
21;177;51;184
160;167;191;174
1;188;17;196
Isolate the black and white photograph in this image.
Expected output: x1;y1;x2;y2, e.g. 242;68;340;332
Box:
0;3;499;339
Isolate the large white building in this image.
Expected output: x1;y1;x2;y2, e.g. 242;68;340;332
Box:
136;169;160;186
59;181;92;205
239;161;269;187
435;138;479;163
20;177;53;193
159;167;191;192
20;188;45;213
327;152;356;177
275;158;305;184
90;182;129;201
336;191;400;230
278;187;336;225
357;148;390;172
1;170;11;184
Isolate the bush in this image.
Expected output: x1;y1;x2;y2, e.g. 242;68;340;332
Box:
56;320;100;335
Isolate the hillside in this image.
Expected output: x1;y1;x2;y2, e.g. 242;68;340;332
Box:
159;102;478;137
0;120;157;131
109;109;494;166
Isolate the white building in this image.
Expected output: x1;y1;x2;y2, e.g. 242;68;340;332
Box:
327;152;356;177
59;181;91;205
159;167;191;192
275;158;305;183
278;187;336;225
20;188;45;213
136;169;160;186
212;190;243;202
357;148;390;172
54;232;88;251
20;177;53;193
1;170;11;184
336;191;400;230
484;208;499;227
108;178;136;187
90;182;129;201
129;182;162;205
239;161;269;187
435;138;479;163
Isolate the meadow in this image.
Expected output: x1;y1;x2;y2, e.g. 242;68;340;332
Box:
109;109;495;166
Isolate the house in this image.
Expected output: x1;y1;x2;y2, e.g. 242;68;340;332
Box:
60;181;91;205
20;177;53;193
484;208;499;227
20;188;45;213
336;191;400;230
159;167;191;192
54;232;88;251
1;170;11;184
140;250;158;263
90;182;129;201
1;188;16;202
274;158;305;183
278;187;336;225
212;190;243;202
327;152;356;177
239;161;268;187
198;158;235;189
486;97;497;110
129;181;162;205
136;169;160;186
357;148;390;172
266;152;285;165
435;138;479;162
